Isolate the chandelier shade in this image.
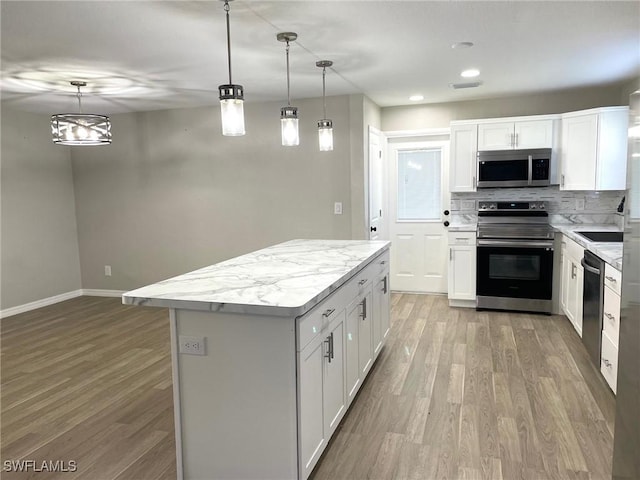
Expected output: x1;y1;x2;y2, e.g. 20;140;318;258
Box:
51;81;111;146
51;114;112;145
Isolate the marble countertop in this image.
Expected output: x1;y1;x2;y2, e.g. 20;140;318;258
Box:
552;224;623;271
122;239;391;317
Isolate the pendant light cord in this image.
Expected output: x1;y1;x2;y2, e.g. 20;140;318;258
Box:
76;84;83;113
322;66;327;119
286;40;291;106
224;1;233;84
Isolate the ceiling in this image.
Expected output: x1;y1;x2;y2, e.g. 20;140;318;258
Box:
1;1;639;115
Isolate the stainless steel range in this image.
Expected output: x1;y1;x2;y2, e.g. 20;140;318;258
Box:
476;201;554;314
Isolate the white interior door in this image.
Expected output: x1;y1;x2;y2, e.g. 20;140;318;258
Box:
388;140;450;293
368;126;386;240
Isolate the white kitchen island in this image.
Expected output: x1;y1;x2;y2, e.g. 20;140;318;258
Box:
122;239;391;480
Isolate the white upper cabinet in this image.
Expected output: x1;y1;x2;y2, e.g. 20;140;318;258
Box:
449;123;478;192
560;107;629;191
478;119;555;150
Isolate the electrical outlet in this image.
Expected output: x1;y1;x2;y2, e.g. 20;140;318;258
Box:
576;198;586;211
179;336;206;355
334;202;343;215
104;265;112;276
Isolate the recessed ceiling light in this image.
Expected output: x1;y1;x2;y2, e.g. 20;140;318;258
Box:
451;42;474;49
409;94;424;102
461;69;480;78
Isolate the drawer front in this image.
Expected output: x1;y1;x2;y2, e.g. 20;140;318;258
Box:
602;285;621;347
448;231;476;246
298;291;344;351
601;331;618;394
604;263;622;295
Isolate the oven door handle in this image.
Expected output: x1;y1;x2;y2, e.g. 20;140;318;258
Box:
477;239;554;249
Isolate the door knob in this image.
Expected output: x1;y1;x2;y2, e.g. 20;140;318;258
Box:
370;226;377;232
443;210;450;216
444;221;450;227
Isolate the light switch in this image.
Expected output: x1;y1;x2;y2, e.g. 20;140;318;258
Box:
334;202;343;215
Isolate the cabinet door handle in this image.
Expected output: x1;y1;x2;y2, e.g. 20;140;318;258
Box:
605;276;617;283
515;133;519;147
380;260;386;266
561;174;565;187
450;248;453;261
322;308;335;318
324;336;332;363
360;298;367;319
330;332;334;360
571;263;576;279
382;276;388;294
603;358;612;368
473;176;476;189
605;312;616;321
358;279;368;286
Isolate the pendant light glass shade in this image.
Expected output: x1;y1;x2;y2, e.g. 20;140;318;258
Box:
219;0;245;136
219;84;245;136
281;106;299;146
316;60;333;151
318;119;333;151
51;81;111;146
277;32;298;146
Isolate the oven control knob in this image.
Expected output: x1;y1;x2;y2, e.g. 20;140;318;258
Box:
531;204;537;209
490;204;496;209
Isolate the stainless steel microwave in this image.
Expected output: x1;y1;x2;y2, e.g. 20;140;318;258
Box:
477;148;552;188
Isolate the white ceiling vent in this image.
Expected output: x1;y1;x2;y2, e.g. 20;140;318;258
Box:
450;81;483;89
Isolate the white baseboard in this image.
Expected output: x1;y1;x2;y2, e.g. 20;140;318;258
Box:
82;289;125;298
1;289;125;319
0;289;83;319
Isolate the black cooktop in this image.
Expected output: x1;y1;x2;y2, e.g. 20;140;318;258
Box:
576;231;624;242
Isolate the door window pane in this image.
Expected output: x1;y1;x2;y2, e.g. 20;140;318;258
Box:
397;149;441;220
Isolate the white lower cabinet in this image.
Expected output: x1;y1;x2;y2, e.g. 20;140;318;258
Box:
297;250;390;479
297;309;347;479
560;235;584;336
447;232;477;305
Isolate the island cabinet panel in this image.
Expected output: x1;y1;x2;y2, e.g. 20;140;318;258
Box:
123;240;391;480
174;310;299;480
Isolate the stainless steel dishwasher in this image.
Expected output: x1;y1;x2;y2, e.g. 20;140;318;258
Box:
581;250;605;366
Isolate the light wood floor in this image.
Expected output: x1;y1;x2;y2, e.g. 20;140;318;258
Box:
1;294;616;480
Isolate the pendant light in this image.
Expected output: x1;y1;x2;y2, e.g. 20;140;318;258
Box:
316;60;333;152
277;32;299;146
218;0;245;136
51;81;111;146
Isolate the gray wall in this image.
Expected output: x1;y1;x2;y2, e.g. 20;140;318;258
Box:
382;82;629;131
1;106;82;309
71;95;361;290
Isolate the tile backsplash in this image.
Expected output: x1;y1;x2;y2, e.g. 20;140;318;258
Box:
451;187;625;227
